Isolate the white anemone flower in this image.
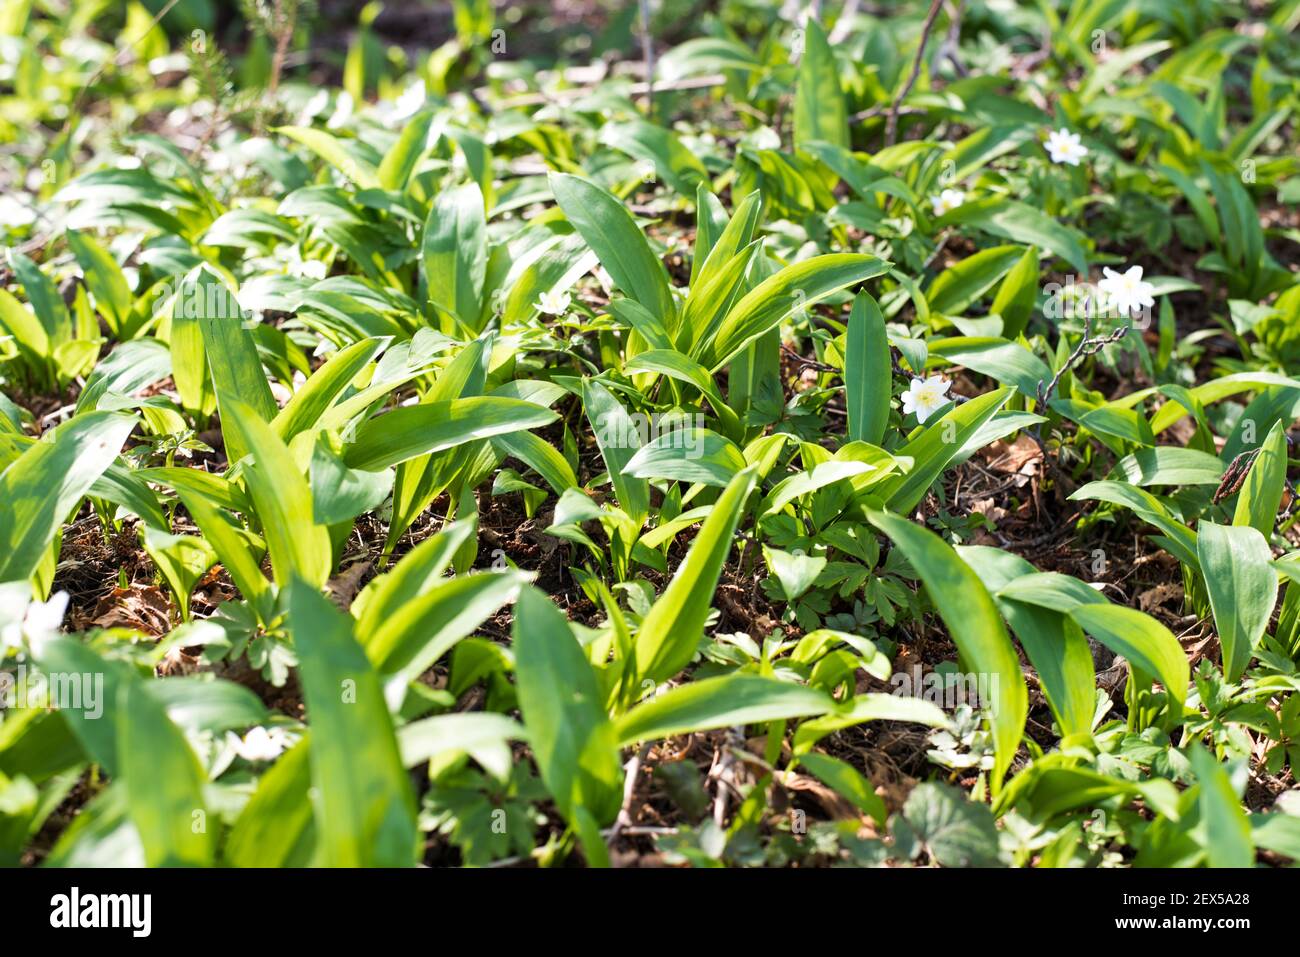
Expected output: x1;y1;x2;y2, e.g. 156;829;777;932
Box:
391;79;427;123
900;376;952;424
930;188;965;217
1097;265;1155;316
286;246;327;281
1045;128;1088;166
230;726;290;762
0;589;69;656
536;289;571;315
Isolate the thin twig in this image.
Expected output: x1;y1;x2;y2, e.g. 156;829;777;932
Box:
938;0;968;78
1035;304;1131;413
709;729;744;828
267;0;295;96
781;343;836;373
885;0;945;146
827;0;861;45
610;742;652;841
1030;301;1131;470
637;0;656;120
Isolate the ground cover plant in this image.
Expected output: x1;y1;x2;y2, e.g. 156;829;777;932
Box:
0;0;1298;869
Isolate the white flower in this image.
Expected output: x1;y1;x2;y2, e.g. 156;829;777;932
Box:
0;588;69;656
230;726;289;762
299;260;326;281
1045;128;1088;166
287;247;327;281
391;79;427;123
0;194;36;228
930;188;965;217
326;91;354;130
1097;265;1155;316
900;376;952;424
536;289;571;315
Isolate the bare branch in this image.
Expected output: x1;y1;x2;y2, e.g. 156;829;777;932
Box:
885;0;945;146
1035;302;1132;412
638;0;656;119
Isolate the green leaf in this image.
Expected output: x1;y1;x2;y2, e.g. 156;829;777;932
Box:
226;738;314;867
35;638;133;773
118;681;214;867
624;428;746;488
989;245;1039;338
344;396;557;471
582;378;650;523
377;111;433;190
353;518;475;630
700;253;889;371
7;249;70;344
928;338;1050;396
926;245;1025;316
310;442;392;526
286;579;418;867
763;545;827;601
222;399;332;589
616;674;836;746
1189;746;1253;868
599;120;708;197
0;411;136;584
512;587;622;826
940;199;1088;274
794;18;848;149
147;677;269;735
422;182;487;329
1111;447;1225;487
1233;420;1287;535
67;230;131;332
844;291;890;445
272;337;385;443
1197;521;1276;681
366;571;527;707
1069;480;1200;569
634;466;758;684
275;125;380;190
624;348;743;440
763;459;875;517
1070;604;1188;710
958;546;1096;742
491;430;578;494
172;488;273;621
397;712;525;782
550;172;674;324
0;287;51;373
183;268;278;463
656;36;759;82
874;387;1012;514
791;693;949;755
995;571;1107;611
898;781;1003;867
866;510;1027;792
794;752;887;825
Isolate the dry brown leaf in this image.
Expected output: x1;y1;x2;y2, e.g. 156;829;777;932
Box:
774;769;861;820
90;582;172;635
326;560;372;611
1138;582;1182;613
981;434;1042;477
